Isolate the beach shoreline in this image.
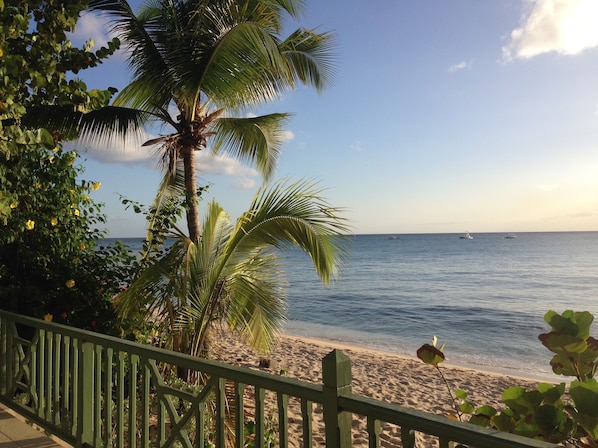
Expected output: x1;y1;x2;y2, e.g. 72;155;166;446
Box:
212;330;550;446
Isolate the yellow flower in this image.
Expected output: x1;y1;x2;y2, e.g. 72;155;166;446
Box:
65;279;75;288
70;189;75;195
0;49;3;57
91;182;101;190
73;209;80;217
26;220;35;230
48;156;55;164
35;182;41;189
83;195;89;201
44;313;53;322
79;242;86;250
52;146;59;153
51;217;58;226
9;201;18;209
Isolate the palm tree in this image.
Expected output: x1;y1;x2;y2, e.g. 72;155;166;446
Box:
73;0;336;241
23;0;345;356
115;178;349;358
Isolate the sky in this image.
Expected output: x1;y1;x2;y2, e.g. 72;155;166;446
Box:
70;0;598;237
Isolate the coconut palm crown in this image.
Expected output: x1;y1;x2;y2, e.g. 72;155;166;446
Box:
74;0;337;241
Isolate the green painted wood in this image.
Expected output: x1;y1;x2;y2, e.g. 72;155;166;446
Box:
255;386;266;448
322;350;352;448
79;341;94;446
94;344;102;447
216;377;226;448
71;338;79;438
0;321;7;394
62;335;70;433
401;426;416;448
301;399;313;448
141;361;150;447
128;354;138;448
235;382;245;448
367;417;380;448
52;333;61;426
0;311;564;448
116;351;125;448
277;392;289;448
37;329;45;419
103;347;114;447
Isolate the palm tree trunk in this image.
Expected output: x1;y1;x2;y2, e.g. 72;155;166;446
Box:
182;147;201;241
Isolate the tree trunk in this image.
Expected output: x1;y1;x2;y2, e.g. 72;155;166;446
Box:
181;147;201;241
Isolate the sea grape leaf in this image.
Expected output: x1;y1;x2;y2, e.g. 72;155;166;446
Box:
535;404;568;436
468;413;491;427
502;387;543;414
574;413;598;440
492;413;516;433
455;389;468;400
570;379;598;417
544;310;593;338
549;354;578;377
459;401;475;415
539;332;587;354
514;419;541;438
475;405;497;418
537;382;566;405
416;343;444;367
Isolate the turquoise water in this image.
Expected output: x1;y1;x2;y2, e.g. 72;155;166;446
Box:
105;232;598;381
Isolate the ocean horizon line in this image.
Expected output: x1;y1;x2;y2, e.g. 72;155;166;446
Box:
104;229;598;240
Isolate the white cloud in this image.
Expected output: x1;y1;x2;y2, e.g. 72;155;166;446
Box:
448;59;473;72
503;0;598;60
280;130;295;142
76;136;260;189
69;12;112;49
66;133;155;166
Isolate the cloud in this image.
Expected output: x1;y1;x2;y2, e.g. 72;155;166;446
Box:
69;12;112;49
503;0;598;60
448;59;473;72
74;136;260;189
280;130;295;142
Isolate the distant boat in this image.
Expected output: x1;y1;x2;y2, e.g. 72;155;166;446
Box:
505;233;517;239
459;231;473;240
388;235;400;240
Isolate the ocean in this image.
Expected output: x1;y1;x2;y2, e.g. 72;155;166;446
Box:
104;231;598;381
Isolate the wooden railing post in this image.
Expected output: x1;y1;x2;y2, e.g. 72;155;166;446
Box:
77;341;94;447
322;350;352;448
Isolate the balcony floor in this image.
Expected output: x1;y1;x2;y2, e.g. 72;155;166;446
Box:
0;405;67;447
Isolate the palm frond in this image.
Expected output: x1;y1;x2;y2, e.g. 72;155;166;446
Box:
22;105;150;145
89;0;178;111
280;28;338;92
229;178;351;285
210;113;291;180
199;21;291;109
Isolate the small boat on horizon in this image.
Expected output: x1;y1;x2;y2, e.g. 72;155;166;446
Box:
505;233;517;239
459;231;473;240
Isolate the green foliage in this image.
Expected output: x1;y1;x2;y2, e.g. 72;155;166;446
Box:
0;0;133;333
115;178;349;360
417;310;598;447
244;417;277;448
0;144;136;332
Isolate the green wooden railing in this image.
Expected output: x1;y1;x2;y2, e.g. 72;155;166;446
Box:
0;310;561;448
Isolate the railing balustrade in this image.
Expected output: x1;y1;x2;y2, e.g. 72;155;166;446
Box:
0;311;561;448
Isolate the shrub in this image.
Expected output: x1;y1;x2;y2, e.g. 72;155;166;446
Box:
417;310;598;447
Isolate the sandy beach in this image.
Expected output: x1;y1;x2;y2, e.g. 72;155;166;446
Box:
211;330;544;447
